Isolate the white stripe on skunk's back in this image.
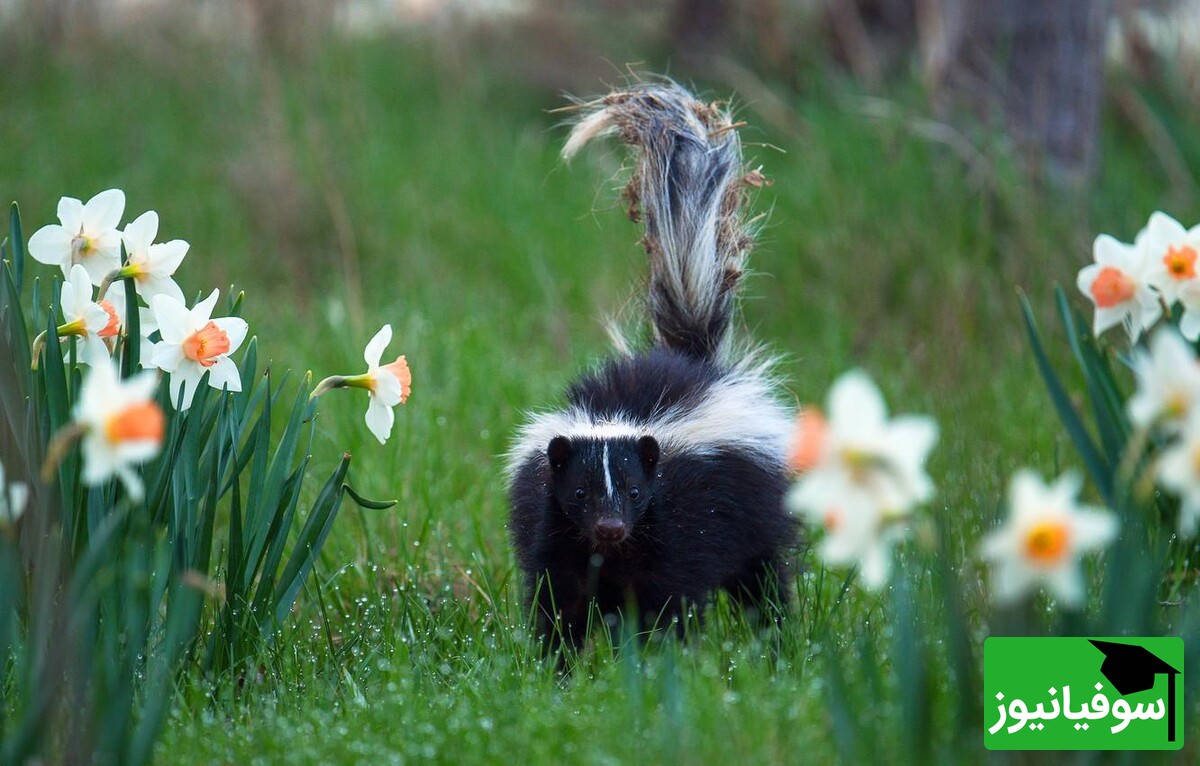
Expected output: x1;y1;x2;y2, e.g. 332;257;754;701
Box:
507;366;794;474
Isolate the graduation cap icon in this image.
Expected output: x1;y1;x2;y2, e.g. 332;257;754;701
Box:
1089;640;1181;743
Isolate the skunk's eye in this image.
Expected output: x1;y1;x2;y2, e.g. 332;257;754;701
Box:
629;487;640;499
574;487;586;500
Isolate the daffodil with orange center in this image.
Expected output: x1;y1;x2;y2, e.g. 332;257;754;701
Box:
1141;211;1200;305
979;470;1117;608
785;371;938;589
787;469;903;589
75;360;165;500
788;371;938;515
148;290;248;410
28;189;125;285
341;324;412;445
1076;233;1162;343
115;210;188;303
56;264;115;366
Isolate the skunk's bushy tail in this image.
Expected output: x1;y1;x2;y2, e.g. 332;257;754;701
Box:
563;84;760;362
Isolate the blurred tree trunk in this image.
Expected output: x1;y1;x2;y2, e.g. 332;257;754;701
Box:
924;0;1111;186
671;0;730;61
825;0;920;87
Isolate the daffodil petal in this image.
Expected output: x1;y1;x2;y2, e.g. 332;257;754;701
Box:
148;239;188;275
81;435;120;485
140;275;186;305
82;303;109;335
989;561;1036;605
169;367;205;411
979;526;1015;562
80;245;121;286
125;369;160;402
79;336;110;367
206;356;242;393
64;264;93;316
1146;211;1187;244
151;294;193;343
364;324;392;368
1093;234;1141;272
827;370;887;439
117;439;163;466
1178;499;1200;538
27;224;72;268
365;397;394;445
6;481;28;522
114;465;145;502
1008;470;1045;523
1070;508;1118;552
57;196;84;233
150;341;185;372
1044;566;1085;608
1092;306;1127;337
191;289;220;326
81;188;125;232
858;541;891;589
122;210;159;256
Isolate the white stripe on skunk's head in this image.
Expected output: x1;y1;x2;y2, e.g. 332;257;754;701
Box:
504;365;794;479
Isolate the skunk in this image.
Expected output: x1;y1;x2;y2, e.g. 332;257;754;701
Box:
507;84;797;652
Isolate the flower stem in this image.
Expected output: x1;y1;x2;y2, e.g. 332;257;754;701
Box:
30;331;46;370
96;267;128;302
310;375;348;400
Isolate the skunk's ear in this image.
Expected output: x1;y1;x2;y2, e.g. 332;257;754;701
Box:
637;435;660;471
547;436;573;473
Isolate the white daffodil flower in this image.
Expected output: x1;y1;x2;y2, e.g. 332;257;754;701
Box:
786;470;901;589
1127;328;1200;433
58;263;117;366
979;470;1117;608
309;324;413;445
0;458;29;525
355;324;412;444
1077;233;1163;343
792;370;938;515
117;210;188;304
74;360;165;500
1155;415;1200;538
785;370;937;589
28;189;125;285
148;290;248;411
1140;211;1200;305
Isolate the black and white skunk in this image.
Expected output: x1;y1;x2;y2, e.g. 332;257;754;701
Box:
507;84;797;651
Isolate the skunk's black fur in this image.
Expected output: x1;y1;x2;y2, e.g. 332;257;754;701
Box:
507;84;797;652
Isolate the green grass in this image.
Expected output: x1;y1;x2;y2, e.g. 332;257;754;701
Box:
2;31;1194;764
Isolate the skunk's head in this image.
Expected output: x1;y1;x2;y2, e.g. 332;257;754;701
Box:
546;435;660;549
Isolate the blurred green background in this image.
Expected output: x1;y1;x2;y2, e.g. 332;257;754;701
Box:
3;0;1200;761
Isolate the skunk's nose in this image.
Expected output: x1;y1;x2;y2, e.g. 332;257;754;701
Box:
593;518;627;544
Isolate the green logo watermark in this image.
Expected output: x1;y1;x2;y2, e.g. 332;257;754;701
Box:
984;637;1183;750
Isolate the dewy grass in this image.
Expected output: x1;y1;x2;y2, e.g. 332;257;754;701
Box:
1;33;1199;764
